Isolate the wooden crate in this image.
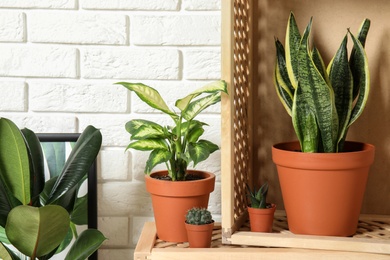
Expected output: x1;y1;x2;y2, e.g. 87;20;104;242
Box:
134;221;390;260
220;0;390;253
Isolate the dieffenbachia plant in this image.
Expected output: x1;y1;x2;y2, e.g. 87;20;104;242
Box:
116;80;228;181
274;12;371;152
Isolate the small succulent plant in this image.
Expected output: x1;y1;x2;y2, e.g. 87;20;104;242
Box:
246;182;269;209
185;208;213;225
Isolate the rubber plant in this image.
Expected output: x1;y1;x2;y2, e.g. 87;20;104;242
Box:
116;80;228;181
0;118;106;260
274;12;370;152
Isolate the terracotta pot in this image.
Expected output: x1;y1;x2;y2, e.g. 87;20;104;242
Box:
272;141;375;236
248;204;276;232
145;170;215;242
185;221;214;248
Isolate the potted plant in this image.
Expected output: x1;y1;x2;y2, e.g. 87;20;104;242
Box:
246;182;276;232
184;207;214;248
115;80;227;242
272;12;375;236
0;117;106;259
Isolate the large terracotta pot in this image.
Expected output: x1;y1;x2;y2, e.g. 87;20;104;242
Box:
247;204;276;232
185;221;214;248
272;141;375;236
145;170;215;242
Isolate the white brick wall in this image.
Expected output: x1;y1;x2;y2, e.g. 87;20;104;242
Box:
0;1;222;259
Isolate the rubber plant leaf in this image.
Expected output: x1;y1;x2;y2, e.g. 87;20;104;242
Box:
274;38;294;116
45;126;102;205
175;80;227;111
0;118;30;205
292;18;338;152
0;174;21;228
0;242;19;260
5;205;70;259
348;29;370;128
181;92;221;121
285;12;301;88
115;82;178;120
327;35;353;151
70;194;88;225
21;128;45;206
65;229;107;260
125;120;166;140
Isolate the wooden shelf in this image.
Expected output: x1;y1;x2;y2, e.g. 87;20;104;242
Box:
134;220;390;260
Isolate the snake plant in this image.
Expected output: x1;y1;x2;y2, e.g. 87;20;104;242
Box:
116;80;228;181
274;12;371;152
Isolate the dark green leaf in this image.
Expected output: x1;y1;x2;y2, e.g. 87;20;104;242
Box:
285;12;301;88
65;229;106;260
71;194;88;225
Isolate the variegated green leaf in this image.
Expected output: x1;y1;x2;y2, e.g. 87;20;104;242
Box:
188;140;219;166
116;82;178;120
145;149;172;174
175;80;227;111
126;139;168;151
311;46;329;84
125;120;166;140
274;39;294;116
181;93;221;121
327;35;353;151
285;12;301;88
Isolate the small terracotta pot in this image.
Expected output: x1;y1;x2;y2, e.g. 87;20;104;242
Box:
145;170;215;242
185;221;214;248
247;204;276;232
272;141;375;236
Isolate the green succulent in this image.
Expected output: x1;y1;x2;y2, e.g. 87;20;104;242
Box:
246;182;269;209
185;208;213;225
274;12;371;152
116;80;228;181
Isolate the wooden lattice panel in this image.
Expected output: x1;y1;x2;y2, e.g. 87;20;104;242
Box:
232;0;251;222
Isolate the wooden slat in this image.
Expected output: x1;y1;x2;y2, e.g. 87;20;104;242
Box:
134;222;157;260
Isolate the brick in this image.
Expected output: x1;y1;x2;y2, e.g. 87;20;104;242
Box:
132;15;221;46
98;182;152;215
82;49;179;79
0;12;24;42
78;115;131;147
29;12;127;45
82;0;178;10
184;49;221;79
0;114;77;133
29;82;128;112
132;216;154;246
0;81;26;111
183;0;221;10
98;216;129;246
98;149;131;180
0;46;77;78
0;0;75;9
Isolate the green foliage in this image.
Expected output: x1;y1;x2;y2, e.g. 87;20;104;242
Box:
185;208;213;225
274;12;371;152
0;118;106;259
116;80;228;181
246;182;269;209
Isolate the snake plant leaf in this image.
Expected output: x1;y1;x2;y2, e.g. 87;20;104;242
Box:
65;229;106;260
175;80;227;111
145;149;172;174
274;38;294;116
188;140;219;166
21;128;45;206
45;126;102;205
125;120;166;140
5;205;70;258
126;139;168;151
350;19;371;100
348;30;370;128
181;92;221;121
285;12;301;89
327;35;353;151
0;118;30;205
293;18;338;152
311;46;329;84
115;82;178;120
